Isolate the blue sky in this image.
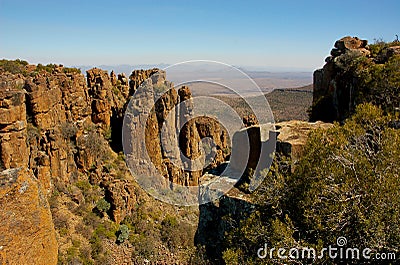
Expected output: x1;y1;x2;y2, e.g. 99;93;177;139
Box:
1;0;399;71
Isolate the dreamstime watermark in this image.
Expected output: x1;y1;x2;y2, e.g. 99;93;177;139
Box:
257;236;396;262
122;60;276;206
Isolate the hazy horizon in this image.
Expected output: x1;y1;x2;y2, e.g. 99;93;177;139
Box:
70;62;313;92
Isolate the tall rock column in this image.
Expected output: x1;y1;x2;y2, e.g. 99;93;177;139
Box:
86;68;113;127
178;86;203;186
154;82;185;185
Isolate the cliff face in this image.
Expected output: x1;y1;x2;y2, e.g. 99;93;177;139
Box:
0;66;148;261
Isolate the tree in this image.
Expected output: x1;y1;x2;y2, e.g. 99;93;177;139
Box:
290;103;400;256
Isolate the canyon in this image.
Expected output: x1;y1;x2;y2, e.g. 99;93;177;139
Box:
1;35;394;264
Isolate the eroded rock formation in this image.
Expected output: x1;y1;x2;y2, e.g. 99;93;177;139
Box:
0;64;182;262
124;78;230;187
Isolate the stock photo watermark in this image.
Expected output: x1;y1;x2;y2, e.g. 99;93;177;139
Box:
257;236;396;262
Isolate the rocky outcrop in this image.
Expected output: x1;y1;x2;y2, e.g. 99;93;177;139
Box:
0;64;170;259
129;69;160;94
103;178;137;224
87;68;114;127
0;62;234;263
0;168;58;265
275;120;333;171
311;36;400;122
23;69;90;190
195;116;229;169
330;36;370;57
177;86;203;186
227;120;333;184
311;36;372;122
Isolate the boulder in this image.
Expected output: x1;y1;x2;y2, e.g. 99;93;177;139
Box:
275;120;333;169
334;36;368;51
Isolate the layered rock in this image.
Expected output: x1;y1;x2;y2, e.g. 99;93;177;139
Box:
177;86;203;186
2;63;217;263
0;168;58;265
124;77;164;182
24;70;90;190
0;64;161;225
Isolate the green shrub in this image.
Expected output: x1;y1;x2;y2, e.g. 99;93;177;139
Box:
103;127;112;142
117;224;130;243
63;66;81;74
95;198;111;214
0;59;28;75
129;233;158;260
75;180;92;195
160;215;194;252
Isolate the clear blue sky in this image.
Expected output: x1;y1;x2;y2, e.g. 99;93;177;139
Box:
1;0;399;71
